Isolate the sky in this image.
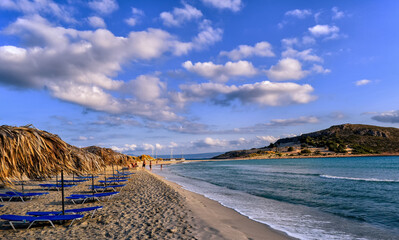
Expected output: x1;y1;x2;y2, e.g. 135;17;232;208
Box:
0;0;398;156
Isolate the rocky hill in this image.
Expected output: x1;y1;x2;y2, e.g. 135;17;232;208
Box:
213;124;399;159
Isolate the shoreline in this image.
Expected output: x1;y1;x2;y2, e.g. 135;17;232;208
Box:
147;169;294;240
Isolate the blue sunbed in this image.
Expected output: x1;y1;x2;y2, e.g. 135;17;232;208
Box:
107;176;129;180
0;205;3;207
39;184;76;191
27;206;103;218
89;184;125;192
98;180;127;185
57;179;88;183
76;176;98;179
0;214;84;230
4;192;49;202
66;192;119;204
117;170;134;175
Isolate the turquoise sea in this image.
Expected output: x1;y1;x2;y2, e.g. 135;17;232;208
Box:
153;156;399;240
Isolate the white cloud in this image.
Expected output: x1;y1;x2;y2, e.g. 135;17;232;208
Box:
302;36;316;45
285;9;312;18
183;60;257;82
266;58;309;81
372;110;399;123
160;3;202;27
193;20;223;49
282;48;322;62
355;79;371;86
0;0;75;22
124;75;166;102
111;144;137;152
308;25;339;37
88;16;106;28
256;136;278;143
311;64;331;74
174;81;316;106
169;142;178;148
282;37;316;47
125;7;145;27
88;0;118;15
0;15;206;122
268;116;319;126
192;137;247;148
201;0;242;12
332;7;345;20
219;41;274;60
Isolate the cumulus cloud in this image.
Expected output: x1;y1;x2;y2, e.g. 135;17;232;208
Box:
183;60;257;82
160;3;202;27
88;16;106;28
266;58;309;81
0;0;75;22
192;20;223;49
192;137;247;148
332;7;345;20
282;37;316;47
125;7;144;27
355;79;371;86
219;41;274;60
372;111;399;123
311;64;331;74
256;136;279;143
124;75;166;102
173;81;316;107
0;15;204;122
111;144;137;153
308;25;340;38
201;0;242;12
282;48;322;62
88;0;118;15
285;9;312;18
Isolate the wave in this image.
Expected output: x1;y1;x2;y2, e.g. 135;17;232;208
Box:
320;175;399;183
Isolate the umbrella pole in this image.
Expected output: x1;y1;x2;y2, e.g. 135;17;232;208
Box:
112;164;114;177
61;170;65;215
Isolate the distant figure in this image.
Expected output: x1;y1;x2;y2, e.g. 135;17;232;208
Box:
143;161;146;168
161;164;163;170
150;161;152;170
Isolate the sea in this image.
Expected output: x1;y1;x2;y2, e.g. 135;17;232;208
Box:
152;156;399;240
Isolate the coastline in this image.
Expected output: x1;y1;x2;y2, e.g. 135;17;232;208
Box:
183;153;399;163
147;169;294;240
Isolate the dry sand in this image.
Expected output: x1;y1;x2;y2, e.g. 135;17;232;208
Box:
0;169;293;240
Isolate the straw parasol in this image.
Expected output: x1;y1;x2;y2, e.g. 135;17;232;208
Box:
0;125;104;213
84;146;131;176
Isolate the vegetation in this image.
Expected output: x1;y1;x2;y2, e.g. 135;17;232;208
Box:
213;124;399;159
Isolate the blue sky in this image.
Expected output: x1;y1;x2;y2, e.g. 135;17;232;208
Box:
0;0;398;156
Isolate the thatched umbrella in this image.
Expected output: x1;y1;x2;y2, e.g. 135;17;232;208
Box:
0;125;104;214
84;146;130;176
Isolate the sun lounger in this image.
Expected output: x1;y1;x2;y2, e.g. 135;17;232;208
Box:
58;179;88;183
66;192;119;204
0;205;3;207
108;176;129;180
27;206;103;218
39;184;76;191
117;170;134;175
89;184;125;192
4;191;49;202
98;180;127;185
76;176;98;179
0;214;84;230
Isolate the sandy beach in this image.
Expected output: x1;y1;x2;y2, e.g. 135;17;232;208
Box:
0;169;292;240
